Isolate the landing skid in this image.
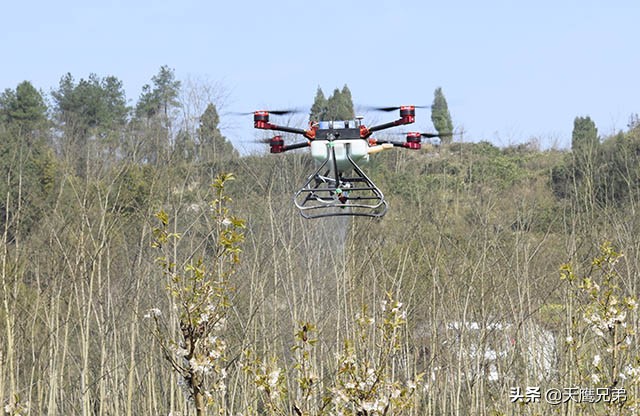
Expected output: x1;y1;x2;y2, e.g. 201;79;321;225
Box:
294;146;387;219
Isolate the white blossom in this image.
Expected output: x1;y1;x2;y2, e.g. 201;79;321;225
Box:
267;368;281;388
144;308;162;319
198;312;209;325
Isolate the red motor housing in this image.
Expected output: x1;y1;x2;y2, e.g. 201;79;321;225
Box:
254;111;269;122
254;111;270;129
399;106;415;118
405;132;421;149
269;136;284;153
399;106;416;124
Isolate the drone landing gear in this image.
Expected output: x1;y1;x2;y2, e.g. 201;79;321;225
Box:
294;150;387;219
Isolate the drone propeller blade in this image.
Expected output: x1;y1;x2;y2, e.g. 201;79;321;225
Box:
268;109;301;116
231;108;304;116
363;105;431;112
396;131;456;138
421;132;453;138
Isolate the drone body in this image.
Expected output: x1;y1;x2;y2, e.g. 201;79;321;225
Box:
251;106;447;219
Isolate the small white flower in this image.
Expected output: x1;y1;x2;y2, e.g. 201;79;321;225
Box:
213;317;226;332
268;368;281;388
220;218;232;227
209;349;222;360
591;325;605;337
144;308;162;319
566;336;573;343
591;373;600;384
198;312;209;324
593;354;601;367
361;401;376;412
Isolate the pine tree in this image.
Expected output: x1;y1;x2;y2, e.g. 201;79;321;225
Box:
135;65;181;121
570;116;600;213
336;85;355;120
133;66;182;165
431;87;454;144
311;85;354;122
51;73;128;174
571;116;599;153
309;87;327;122
0;81;56;238
198;103;238;162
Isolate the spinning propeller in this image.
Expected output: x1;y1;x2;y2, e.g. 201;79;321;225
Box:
396;131;455;138
231;108;304;116
362;105;431;112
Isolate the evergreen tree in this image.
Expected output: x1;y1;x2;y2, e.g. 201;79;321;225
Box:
335;85;355;120
52;73;128;137
571;116;599;153
135;65;181;121
570;116;600;213
309;87;327;122
197;103;238;162
431;87;454;144
311;85;355;122
325;88;342;121
0;81;48;139
0;81;56;239
133;66;182;165
51;73;128;174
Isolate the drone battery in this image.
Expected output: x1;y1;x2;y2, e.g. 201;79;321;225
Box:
311;139;369;170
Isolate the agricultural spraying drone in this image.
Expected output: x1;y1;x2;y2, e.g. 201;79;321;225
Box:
245;106;451;219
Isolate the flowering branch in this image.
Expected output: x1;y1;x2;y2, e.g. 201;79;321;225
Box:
150;172;245;416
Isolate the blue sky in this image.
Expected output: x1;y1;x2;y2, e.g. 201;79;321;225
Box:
2;0;639;151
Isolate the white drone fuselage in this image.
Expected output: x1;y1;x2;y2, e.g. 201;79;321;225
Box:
310;139;369;171
309;120;391;171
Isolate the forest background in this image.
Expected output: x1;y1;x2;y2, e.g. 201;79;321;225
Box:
2;66;640;415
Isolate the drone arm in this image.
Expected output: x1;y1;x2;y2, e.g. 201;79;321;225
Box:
255;121;311;137
367;120;404;135
283;142;311;152
386;140;412;148
362;105;416;138
364;117;415;138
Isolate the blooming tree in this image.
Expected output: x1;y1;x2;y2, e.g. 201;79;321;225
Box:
244;294;422;415
562;241;640;414
149;173;245;416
